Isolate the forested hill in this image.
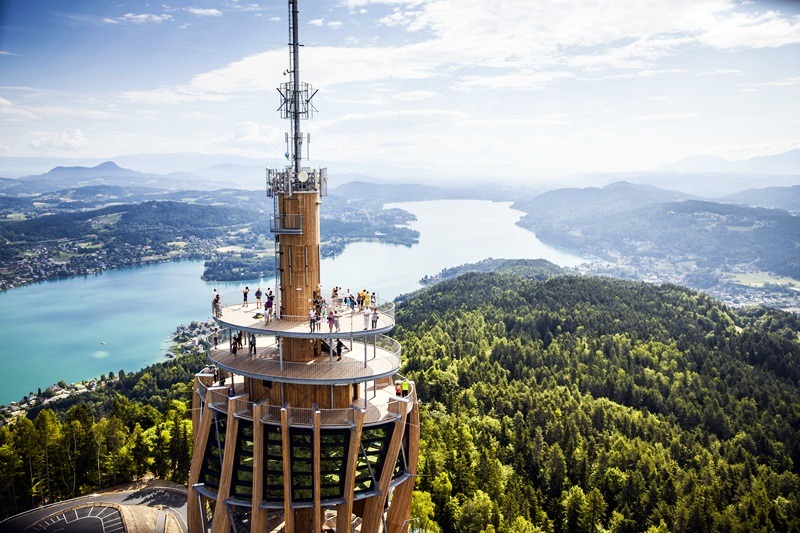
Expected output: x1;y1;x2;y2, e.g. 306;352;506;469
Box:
395;273;800;532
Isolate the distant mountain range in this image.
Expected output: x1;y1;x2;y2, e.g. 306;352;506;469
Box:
1;148;797;196
513;181;800;279
723;185;800;212
661;148;800;174
0;161;256;194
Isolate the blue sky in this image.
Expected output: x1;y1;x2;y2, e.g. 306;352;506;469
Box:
1;0;799;178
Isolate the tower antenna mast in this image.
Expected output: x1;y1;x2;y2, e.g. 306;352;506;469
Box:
280;0;317;177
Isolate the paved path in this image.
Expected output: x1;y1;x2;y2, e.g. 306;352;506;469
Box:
0;486;187;533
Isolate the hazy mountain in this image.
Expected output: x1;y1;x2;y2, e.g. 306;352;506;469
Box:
741;149;800;174
10;161;234;194
722;185;800;212
513;181;692;225
661;148;800;175
579;171;798;197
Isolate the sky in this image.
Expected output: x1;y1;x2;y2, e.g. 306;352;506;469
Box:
1;0;799;179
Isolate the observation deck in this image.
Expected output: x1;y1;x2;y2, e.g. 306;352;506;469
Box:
212;290;395;339
207;334;401;385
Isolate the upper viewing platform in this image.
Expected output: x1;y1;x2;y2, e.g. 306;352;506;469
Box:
212;290;396;339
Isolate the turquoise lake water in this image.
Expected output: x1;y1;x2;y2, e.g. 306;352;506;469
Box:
0;200;584;404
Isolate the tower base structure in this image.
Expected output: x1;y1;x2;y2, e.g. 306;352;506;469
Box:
187;320;419;533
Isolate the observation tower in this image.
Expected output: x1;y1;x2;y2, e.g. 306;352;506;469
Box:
187;2;420;532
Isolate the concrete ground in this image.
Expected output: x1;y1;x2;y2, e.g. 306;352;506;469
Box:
0;479;187;533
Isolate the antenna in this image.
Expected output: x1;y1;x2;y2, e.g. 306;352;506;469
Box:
277;0;318;175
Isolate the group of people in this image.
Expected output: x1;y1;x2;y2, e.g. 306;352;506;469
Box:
307;287;382;333
230;330;258;356
395;378;411;397
309;293;341;333
214;285;383;335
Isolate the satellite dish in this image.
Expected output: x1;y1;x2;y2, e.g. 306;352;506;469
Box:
297;171;309;182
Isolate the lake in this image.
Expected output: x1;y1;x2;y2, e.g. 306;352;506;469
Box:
0;200;583;404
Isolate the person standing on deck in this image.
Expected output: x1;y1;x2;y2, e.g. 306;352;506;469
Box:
309;307;316;332
363;306;370;330
402;378;410;397
371;307;379;329
266;289;274;322
255;287;262;309
242;286;249;307
250;333;256;356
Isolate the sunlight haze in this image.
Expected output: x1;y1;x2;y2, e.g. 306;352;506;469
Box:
1;0;799;180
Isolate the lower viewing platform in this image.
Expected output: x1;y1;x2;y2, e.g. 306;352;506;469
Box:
207;334;401;384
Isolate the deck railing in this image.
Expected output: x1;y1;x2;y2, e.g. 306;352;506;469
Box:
269;213;302;234
207;334;401;382
213;290;395;325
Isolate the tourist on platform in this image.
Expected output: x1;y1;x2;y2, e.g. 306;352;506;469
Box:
309;308;316;332
316;309;323;331
371;307;379;329
395;382;402;396
402;378;410;397
335;339;346;361
328;310;335;333
363;306;370;329
237;330;244;350
231;336;238;356
266;289;274;322
255;287;262;309
242;286;249;307
334;310;341;332
249;333;256;356
365;290;371;308
212;293;222;318
213;328;219;349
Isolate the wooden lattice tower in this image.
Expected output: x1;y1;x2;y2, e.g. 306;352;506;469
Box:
186;2;420;531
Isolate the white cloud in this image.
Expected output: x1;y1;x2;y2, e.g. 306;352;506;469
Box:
0;97;37;119
309;18;324;26
740;76;800;87
698;10;800;49
213;121;282;149
456;71;574;91
628;112;699;121
102;18;119;24
118;13;173;24
392;90;436;101
187;8;223;17
270;17;281;22
698;68;744;76
28;130;91;152
328;21;342;29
